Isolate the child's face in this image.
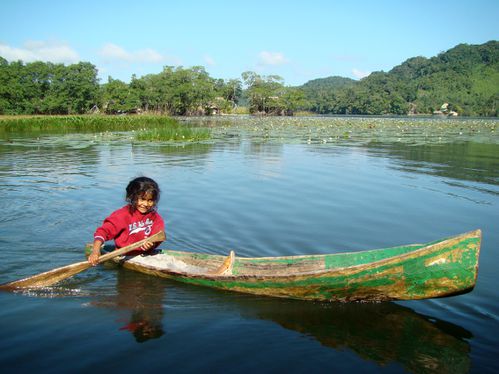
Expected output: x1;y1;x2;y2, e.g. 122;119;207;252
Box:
136;192;155;214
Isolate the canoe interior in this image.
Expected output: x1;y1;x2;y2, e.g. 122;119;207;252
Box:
153;244;426;276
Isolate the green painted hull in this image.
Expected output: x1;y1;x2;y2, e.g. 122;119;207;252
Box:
113;229;481;302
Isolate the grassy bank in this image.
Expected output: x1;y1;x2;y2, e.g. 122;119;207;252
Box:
0;115;211;141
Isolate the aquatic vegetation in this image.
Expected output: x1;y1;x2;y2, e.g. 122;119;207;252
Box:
0;115;211;142
1;114;497;146
135;126;211;142
182;115;499;146
0;115;177;133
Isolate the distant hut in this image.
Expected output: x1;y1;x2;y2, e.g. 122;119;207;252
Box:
433;102;457;116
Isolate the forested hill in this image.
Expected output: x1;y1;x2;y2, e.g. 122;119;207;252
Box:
0;40;497;116
301;76;357;92
302;40;498;116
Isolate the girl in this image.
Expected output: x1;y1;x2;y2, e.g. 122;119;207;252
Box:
88;176;165;266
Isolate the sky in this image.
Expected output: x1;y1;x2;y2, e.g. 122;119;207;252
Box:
1;0;498;86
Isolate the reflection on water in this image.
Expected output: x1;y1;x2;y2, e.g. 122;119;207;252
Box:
88;271;471;373
242;299;471;374
368;141;499;189
0;142;99;180
91;269;166;343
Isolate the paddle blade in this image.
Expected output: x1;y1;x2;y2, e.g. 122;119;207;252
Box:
0;261;91;290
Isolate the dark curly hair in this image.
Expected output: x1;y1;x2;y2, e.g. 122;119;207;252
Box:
126;176;161;212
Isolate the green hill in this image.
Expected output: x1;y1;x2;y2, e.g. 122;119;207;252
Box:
301;76;357;92
303;41;498;116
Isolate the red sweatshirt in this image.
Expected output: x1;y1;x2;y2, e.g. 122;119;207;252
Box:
94;205;165;250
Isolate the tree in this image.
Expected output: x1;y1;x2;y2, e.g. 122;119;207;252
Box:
0;59;100;114
0;57;15;114
214;78;242;109
280;87;308;115
63;62;100;114
101;77;140;114
241;71;285;114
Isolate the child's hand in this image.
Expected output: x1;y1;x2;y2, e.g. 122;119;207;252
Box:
88;252;100;266
141;240;154;251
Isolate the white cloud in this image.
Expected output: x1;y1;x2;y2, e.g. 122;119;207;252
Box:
99;43;165;63
258;51;289;66
0;41;79;64
100;43;129;61
352;68;370;79
133;48;164;63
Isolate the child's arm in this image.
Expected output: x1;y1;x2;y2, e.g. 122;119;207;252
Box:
88;239;103;266
89;208;123;264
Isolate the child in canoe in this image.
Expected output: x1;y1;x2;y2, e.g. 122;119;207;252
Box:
88;176;165;266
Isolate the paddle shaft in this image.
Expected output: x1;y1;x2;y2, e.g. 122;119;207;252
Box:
0;231;166;290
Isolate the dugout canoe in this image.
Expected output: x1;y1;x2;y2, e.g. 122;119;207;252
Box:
106;229;481;302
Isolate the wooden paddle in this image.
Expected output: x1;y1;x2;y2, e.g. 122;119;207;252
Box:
0;231;166;290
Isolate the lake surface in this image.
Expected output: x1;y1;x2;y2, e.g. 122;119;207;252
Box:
0;116;498;373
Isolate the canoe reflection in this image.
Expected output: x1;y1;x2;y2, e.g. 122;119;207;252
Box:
92;270;471;372
240;298;471;373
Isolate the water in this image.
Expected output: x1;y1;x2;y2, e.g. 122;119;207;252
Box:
0;116;498;373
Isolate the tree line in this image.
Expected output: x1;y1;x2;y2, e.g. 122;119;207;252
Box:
0;40;497;116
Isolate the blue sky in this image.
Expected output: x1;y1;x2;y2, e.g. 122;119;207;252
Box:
1;0;498;86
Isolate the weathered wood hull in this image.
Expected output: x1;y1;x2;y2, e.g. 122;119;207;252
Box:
111;230;481;302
